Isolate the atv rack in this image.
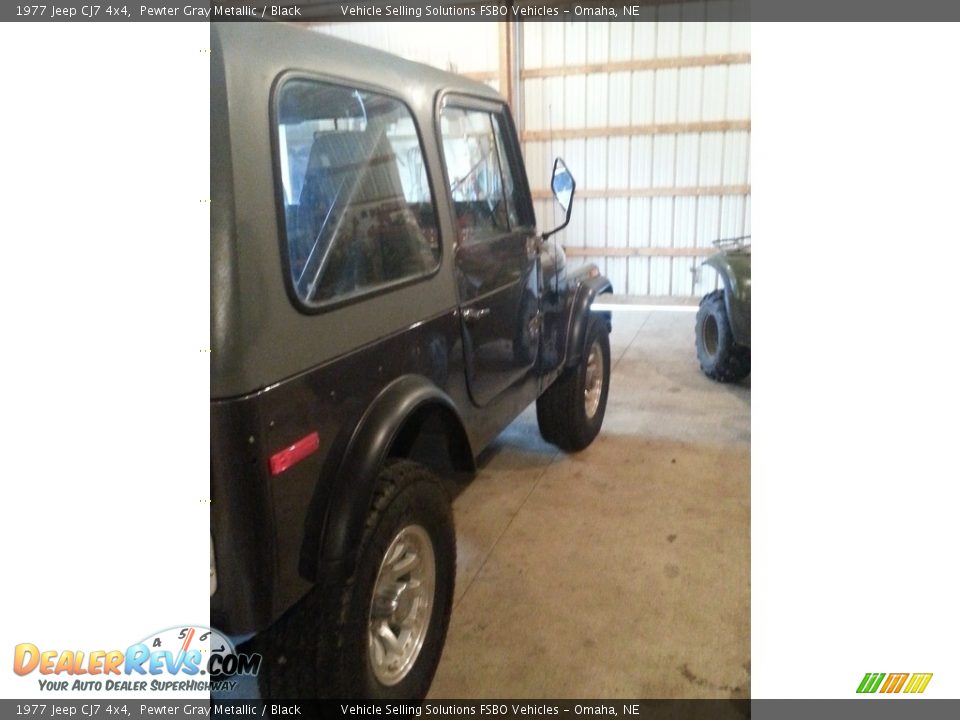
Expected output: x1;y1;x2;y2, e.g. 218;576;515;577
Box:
712;235;751;251
713;235;750;250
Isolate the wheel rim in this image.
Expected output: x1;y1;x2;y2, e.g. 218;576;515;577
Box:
702;314;719;357
367;524;436;686
584;339;604;419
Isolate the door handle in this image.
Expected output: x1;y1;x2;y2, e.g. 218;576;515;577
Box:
462;307;490;324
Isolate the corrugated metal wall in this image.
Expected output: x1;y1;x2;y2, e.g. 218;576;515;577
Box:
313;20;751;298
522;21;750;297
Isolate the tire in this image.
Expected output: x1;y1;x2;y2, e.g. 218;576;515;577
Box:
251;460;455;699
695;289;750;382
536;316;610;452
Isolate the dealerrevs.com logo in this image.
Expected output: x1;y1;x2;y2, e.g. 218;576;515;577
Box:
857;672;933;694
13;625;260;693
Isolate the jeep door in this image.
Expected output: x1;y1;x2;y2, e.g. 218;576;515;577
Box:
438;97;539;407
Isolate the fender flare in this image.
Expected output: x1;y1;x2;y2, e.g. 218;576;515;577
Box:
703;254;751;347
316;375;473;574
564;268;613;368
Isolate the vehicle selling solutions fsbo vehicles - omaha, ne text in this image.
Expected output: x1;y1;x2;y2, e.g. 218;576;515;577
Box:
210;22;613;699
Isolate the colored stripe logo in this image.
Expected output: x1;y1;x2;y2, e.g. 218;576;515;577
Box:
857;672;932;694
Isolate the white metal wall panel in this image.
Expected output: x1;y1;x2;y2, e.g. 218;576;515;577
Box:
654;69;679;123
633;18;658;58
563;76;584;128
696;196;723;246
629;137;654;186
675;196;698;246
608;137;630;186
727;64;752;118
658;22;682;57
610;22;634;61
651;135;676;187
521;20;750;297
630;72;656;124
586;75;608;127
702;66;730;121
699;132;725;185
675;134;700;185
723;131;751;184
609;72;632;125
678;67;704;122
584;138;607;187
628;198;651;248
566;22;587;65
651;198;673;248
523;21;543;69
543;22;565;67
729;20;752;52
586;22;609;63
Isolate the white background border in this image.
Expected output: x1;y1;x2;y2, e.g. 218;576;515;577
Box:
1;20;958;700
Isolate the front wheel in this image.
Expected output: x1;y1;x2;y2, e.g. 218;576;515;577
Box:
536;317;610;452
695;289;750;382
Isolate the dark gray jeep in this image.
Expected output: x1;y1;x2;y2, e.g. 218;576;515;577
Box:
210;22;612;699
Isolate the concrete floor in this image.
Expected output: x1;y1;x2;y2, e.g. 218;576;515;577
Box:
428;310;751;699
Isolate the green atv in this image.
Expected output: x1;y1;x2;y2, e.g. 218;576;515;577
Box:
695;236;751;382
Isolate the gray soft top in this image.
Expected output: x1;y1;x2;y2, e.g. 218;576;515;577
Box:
214;22;501;109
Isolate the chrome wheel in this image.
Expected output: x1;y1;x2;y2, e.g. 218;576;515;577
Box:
367;524;435;686
583;339;604;419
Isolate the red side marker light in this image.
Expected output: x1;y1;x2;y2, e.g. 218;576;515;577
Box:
269;432;320;476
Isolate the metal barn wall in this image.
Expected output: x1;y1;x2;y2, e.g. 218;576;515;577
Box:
522;20;750;297
313;20;751;298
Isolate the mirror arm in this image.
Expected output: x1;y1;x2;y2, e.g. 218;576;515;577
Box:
541;193;574;243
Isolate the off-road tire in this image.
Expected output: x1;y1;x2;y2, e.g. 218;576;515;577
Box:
251;460;455;699
696;289;750;382
536;317;610;452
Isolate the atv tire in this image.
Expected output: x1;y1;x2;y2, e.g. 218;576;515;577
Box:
695;289;750;382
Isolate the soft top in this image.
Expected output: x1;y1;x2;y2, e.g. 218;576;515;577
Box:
213;22;502;108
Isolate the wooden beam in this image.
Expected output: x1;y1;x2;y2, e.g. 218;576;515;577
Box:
522;120;751;142
563;247;715;258
498;21;513;108
521;53;751;79
531;185;751;200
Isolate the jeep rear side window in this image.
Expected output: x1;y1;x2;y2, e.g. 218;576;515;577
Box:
440;107;515;244
275;79;440;307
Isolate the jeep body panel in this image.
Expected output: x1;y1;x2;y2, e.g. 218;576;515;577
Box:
210;23;611;635
704;251;751;347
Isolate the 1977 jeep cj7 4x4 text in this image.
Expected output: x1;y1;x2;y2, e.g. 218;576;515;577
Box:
211;23;612;699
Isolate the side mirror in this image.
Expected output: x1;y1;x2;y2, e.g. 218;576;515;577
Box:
543;157;576;242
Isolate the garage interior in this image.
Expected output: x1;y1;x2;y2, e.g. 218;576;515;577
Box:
313;16;751;698
434;310;749;698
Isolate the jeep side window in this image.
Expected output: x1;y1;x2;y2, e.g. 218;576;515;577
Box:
490;113;524;230
275;79;440;307
440;108;514;244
